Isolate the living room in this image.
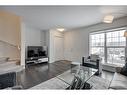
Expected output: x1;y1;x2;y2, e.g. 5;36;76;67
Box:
0;5;127;91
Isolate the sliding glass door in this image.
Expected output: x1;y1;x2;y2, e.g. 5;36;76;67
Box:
90;28;126;65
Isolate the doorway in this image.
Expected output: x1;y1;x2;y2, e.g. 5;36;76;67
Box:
54;36;64;61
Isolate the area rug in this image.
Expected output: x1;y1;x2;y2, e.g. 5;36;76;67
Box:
30;77;69;89
87;75;110;89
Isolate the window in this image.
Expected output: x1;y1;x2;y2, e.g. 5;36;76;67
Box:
107;48;125;64
106;30;126;46
90;28;126;65
90;33;105;63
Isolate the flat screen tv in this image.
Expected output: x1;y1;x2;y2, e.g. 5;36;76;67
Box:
27;46;46;58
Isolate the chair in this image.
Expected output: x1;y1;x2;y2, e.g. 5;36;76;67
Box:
82;54;102;75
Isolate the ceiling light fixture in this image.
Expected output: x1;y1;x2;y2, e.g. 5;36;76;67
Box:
57;28;65;32
103;15;114;23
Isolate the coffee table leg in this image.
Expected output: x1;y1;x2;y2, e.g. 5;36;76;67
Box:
81;82;92;89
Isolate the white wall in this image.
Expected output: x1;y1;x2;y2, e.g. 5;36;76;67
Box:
21;23;47;67
25;25;45;46
64;16;127;62
64;30;89;62
25;25;46;59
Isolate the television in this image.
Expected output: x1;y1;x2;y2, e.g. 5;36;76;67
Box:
27;46;46;58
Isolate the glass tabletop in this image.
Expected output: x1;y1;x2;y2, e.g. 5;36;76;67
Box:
72;66;97;78
70;66;97;89
57;65;97;89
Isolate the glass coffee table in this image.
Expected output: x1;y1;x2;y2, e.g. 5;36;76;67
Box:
57;66;97;89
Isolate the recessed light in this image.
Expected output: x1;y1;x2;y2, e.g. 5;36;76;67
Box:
103;15;114;23
57;28;65;32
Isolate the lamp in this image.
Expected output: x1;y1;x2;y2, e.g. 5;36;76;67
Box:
124;31;127;37
103;15;114;23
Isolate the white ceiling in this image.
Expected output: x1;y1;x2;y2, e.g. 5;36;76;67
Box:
0;6;127;30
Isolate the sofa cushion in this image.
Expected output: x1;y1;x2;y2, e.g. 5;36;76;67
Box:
90;54;99;62
110;73;127;89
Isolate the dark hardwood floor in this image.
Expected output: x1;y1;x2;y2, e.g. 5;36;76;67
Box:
17;60;72;89
17;60;114;89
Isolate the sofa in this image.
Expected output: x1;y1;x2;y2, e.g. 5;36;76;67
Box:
109;67;127;89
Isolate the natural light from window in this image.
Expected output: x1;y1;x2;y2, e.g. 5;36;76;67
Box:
90;28;126;66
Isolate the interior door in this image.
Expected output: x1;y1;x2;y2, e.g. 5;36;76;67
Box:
54;36;64;61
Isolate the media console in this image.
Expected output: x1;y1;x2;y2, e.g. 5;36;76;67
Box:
26;57;48;65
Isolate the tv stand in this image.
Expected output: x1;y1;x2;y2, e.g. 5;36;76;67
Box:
26;57;48;65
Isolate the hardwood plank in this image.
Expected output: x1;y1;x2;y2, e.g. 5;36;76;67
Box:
17;60;71;89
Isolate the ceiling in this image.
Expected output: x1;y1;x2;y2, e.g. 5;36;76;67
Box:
0;6;127;30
